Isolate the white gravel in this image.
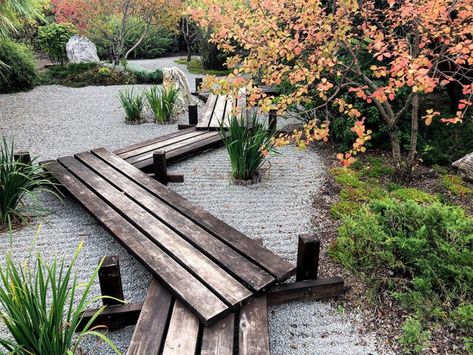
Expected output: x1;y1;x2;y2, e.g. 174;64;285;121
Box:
0;81;383;354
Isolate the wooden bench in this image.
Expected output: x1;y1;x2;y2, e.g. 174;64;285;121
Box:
196;92;246;130
44;148;295;325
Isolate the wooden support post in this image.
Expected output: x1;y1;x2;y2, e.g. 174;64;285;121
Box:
77;303;143;331
195;77;203;92
188;105;198;125
267;277;344;305
153;150;168;185
268;110;277;131
296;234;320;281
14;151;31;165
99;256;124;306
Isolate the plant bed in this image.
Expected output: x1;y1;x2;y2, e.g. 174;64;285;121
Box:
311;143;473;355
232;173;261;186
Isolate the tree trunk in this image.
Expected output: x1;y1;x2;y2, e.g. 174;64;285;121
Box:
408;93;419;163
389;127;402;170
186;42;192;62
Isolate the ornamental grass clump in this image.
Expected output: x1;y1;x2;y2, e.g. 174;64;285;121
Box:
0;137;58;230
145;85;180;123
118;87;144;123
0;241;120;354
220;113;277;182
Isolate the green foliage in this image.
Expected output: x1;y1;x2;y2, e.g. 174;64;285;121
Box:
0;0;41;38
356;157;395;178
93;20;177;60
334;170;362;188
399;317;431;354
118;87;144;122
0;138;58;230
330;200;359;219
390;188;438;204
198;28;229;71
38;23;77;65
330;197;473;340
175;58;232;76
126;64;163;84
0;39;37;93
0;242;119;354
442;174;473;197
221;114;277;181
145;85;180;124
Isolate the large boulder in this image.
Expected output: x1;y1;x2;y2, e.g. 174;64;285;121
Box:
66;35;100;64
452;152;473;182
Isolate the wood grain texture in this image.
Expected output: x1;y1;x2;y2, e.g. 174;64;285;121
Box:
201;313;235;355
238;296;270;355
45;161;228;325
92;148;296;281
197;94;218;129
162;301;200;355
59;155;252;308
128;280;173;355
76;151;274;293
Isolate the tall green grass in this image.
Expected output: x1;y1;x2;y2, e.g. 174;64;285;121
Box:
0;241;119;354
220;113;277;181
0;137;58;230
118;87;144;122
145;85;180;123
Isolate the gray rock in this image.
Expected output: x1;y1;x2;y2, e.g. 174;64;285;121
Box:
453;152;473;181
66;35;100;64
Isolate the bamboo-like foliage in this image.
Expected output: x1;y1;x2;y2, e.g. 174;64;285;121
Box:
0;241;120;354
0;0;40;38
145;85;180;123
0;137;59;230
118;87;144;122
220;113;277;181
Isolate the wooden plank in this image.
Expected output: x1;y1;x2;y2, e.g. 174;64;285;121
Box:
59;156;252;308
208;95;228;128
134;133;223;170
44;161;228;325
76;152;274;293
126;131;220;166
114;127;197;156
201;313;235;355
238;296;270;355
91;148;296;281
119;130;207;161
222;95;235;128
162;301;200;355
267;277;345;305
128;280;173;354
98;256;124;306
296;234;320;281
78;303;142;331
197;94;218;129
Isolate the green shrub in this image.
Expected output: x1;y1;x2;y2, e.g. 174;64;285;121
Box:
330;198;473;332
221;114;277;181
334;170;362;188
38;23;77;65
390;187;437;204
118;87;144;122
0;39;37;93
330;200;360;219
127;64;163;84
0;243;119;354
442;174;473;197
174;57;232;76
399;317;431;354
0;138;58;230
145;85;180;124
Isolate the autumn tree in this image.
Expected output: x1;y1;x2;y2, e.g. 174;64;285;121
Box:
52;0;183;65
191;0;473;173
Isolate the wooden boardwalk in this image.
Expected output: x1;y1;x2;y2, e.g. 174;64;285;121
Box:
44;148;295;325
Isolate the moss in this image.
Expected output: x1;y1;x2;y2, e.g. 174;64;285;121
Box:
340;187;370;202
330;201;361;219
358;157;395;178
390;188;437;204
330;168;363;188
442;174;473;197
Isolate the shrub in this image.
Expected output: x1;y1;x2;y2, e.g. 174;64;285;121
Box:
330;198;473;333
399;317;431;354
0;243;119;354
0;138;58;230
390;188;437;204
127;64;163;84
118;87;144;122
0;39;37;93
330;200;360;219
441;174;473;197
145;85;180;123
38;23;77;65
220;114;277;181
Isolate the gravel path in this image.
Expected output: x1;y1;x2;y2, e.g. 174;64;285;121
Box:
0;83;382;354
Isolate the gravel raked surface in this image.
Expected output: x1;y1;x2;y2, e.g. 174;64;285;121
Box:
0;83;383;354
